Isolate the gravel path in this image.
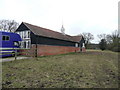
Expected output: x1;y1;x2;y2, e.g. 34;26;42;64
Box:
0;56;31;62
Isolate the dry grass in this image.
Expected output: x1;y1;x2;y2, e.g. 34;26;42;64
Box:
2;50;118;88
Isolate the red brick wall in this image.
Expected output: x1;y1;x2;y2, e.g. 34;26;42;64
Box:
20;44;80;56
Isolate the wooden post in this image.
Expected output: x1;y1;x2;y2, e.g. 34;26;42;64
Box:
15;49;17;60
35;35;38;60
35;36;37;58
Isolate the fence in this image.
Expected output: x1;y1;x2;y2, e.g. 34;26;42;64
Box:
0;48;33;60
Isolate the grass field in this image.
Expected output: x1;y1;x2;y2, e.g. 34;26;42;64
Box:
2;50;119;88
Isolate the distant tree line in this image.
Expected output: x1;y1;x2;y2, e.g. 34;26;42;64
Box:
98;30;120;52
79;30;119;52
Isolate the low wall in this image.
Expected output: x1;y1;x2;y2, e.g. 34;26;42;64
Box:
20;44;80;57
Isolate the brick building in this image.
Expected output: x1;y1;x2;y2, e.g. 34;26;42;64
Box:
15;22;85;56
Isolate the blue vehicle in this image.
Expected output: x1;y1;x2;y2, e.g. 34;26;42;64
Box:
0;31;22;57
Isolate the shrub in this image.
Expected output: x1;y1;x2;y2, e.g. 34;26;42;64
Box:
99;39;107;51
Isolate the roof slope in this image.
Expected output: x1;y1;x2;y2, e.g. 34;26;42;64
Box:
21;22;83;43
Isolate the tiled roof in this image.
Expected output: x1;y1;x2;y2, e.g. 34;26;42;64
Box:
23;22;82;43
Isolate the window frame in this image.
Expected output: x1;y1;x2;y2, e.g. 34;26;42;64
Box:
2;35;10;41
16;31;31;49
75;43;78;47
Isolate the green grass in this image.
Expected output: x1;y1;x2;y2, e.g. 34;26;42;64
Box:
2;50;118;88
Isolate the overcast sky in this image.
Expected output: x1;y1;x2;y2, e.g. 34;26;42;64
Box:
0;0;119;43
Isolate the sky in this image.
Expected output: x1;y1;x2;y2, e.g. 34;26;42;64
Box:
0;0;119;43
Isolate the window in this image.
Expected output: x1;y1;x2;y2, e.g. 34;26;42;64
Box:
2;35;10;41
23;31;24;39
20;40;31;49
20;41;26;48
26;40;31;48
16;31;30;39
24;31;30;39
28;40;30;48
24;41;26;48
28;40;31;48
16;31;31;49
2;36;5;40
24;31;26;38
28;31;30;38
20;32;23;39
75;43;78;47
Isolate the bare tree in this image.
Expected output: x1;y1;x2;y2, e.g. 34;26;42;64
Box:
97;34;107;40
97;34;111;44
98;30;120;52
106;34;113;44
82;32;94;48
98;30;120;44
0;20;19;32
110;30;120;42
107;30;120;51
